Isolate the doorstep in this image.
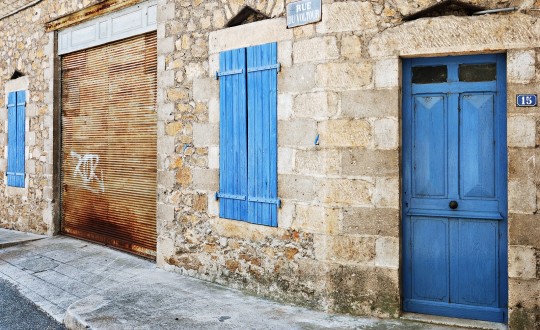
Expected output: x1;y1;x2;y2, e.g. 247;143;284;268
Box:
401;313;508;330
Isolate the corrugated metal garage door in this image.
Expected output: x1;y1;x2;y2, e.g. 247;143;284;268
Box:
61;32;157;259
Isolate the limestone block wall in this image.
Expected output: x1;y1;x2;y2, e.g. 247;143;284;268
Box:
506;48;540;329
155;0;540;324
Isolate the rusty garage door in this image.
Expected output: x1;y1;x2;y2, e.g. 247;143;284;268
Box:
61;32;157;258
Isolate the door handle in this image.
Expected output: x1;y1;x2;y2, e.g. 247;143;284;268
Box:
449;200;458;210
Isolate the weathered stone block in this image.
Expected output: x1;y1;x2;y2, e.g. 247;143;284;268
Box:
508;49;536;84
322;178;374;206
316;2;377;34
278;119;317;147
369;15;540;58
293;37;339;64
209;18;292;54
314;234;376;263
341;35;362;60
157;36;174;55
278;174;320;202
375;237;399;269
318;119;372;148
342;207;399;237
278;147;294;174
193;123;219;146
278;93;293;121
341;88;399;119
509;245;537;279
208;146;219;169
193;78;218;102
157;170;175;190
373;177;399;209
508;148;535;181
342;149;398;176
327;264;400;317
374;117;399;150
293;204;339;235
192;168;218;191
508;180;536;214
509;213;540;248
157;203;175;222
293;91;338;119
316;62;372;90
278;63;317;93
508;116;536;148
295;150;340;175
278;40;292;67
277;201;294;229
374;58;399;89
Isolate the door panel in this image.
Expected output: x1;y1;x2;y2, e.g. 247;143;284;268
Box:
411;217;449;302
460;93;496;199
456;219;498;307
403;54;507;323
413;95;447;197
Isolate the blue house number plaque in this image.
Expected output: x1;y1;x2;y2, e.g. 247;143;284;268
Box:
516;94;537;107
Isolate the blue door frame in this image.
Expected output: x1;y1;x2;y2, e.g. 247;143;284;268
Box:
402;54;508;323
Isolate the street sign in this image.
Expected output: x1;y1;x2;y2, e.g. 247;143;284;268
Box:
516;94;537;107
287;0;321;28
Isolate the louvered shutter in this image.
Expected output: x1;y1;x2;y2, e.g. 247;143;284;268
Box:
247;43;278;226
7;91;25;188
218;48;248;221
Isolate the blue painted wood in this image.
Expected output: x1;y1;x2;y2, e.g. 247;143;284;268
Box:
413;94;447;197
411;217;449;302
218;48;248;221
460;93;495;199
6;92;17;187
6;91;24;188
15;91;26;188
247;42;278;227
403;54;508;323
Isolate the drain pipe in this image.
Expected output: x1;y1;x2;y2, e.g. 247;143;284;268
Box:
473;7;518;15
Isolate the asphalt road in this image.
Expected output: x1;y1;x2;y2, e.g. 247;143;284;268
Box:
0;278;65;330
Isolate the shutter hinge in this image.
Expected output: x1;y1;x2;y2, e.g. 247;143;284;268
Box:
215;192;247;201
215;68;244;80
247;63;281;74
248;196;281;208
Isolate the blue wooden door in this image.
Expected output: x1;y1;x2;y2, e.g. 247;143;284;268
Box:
402;54;507;323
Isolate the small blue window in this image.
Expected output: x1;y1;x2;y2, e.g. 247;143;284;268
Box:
217;43;279;227
6;90;26;188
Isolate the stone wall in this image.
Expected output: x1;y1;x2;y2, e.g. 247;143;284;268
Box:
155;0;540;325
1;0;540;327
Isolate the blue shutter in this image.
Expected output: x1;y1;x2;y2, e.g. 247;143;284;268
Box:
247;43;279;227
217;48;248;220
6;92;17;187
15;91;26;188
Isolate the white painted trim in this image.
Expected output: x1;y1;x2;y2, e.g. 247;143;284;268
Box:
58;0;157;55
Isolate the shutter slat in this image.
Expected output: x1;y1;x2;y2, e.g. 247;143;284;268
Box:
247;43;278;227
219;48;248;221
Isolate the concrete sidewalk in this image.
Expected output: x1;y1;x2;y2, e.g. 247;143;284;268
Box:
0;233;500;329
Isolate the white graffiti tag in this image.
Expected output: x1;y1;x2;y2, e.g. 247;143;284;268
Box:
71;151;105;193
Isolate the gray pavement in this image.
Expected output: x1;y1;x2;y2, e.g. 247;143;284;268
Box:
0;278;65;330
0;231;501;330
0;228;46;248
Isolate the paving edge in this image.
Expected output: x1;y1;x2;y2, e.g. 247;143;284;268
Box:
0;237;45;248
64;307;91;330
401;313;508;330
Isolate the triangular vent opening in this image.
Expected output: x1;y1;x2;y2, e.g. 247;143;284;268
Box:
227;6;269;27
403;0;486;21
10;70;25;80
